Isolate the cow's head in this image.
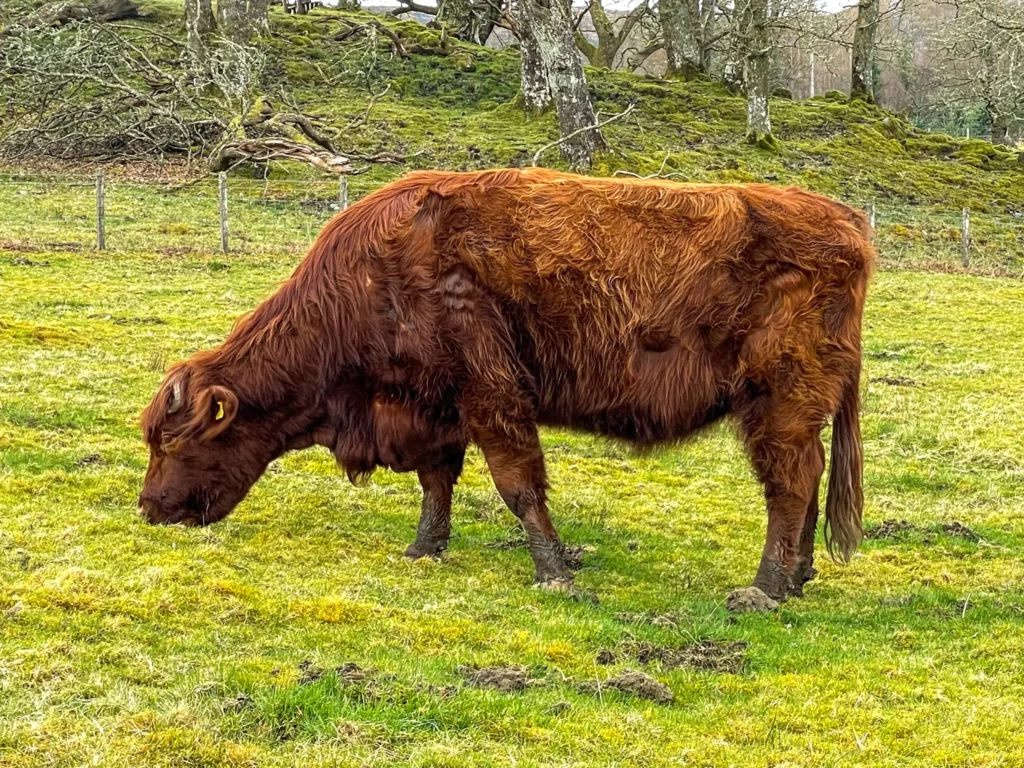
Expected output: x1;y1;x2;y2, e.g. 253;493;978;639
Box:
138;365;281;526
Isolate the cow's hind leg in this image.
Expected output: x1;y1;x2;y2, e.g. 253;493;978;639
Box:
789;436;825;597
406;445;466;559
728;402;826;612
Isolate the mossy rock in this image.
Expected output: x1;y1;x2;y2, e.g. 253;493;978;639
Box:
824;90;848;103
904;133;959;157
746;131;780;153
772;87;793;99
632;83;675;97
877;117;909;141
851;125;905;155
889;224;923;241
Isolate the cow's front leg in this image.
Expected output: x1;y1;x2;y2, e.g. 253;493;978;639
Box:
476;427;572;589
406;446;466;559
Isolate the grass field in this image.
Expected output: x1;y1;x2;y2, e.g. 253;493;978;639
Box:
3;238;1024;767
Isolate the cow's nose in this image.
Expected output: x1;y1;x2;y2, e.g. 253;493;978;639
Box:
138;498;165;524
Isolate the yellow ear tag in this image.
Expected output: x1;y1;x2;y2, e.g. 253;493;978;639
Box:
215;400;225;421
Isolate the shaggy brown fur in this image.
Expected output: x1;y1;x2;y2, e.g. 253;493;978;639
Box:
139;168;873;602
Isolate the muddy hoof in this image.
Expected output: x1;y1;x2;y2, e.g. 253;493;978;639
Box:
535;577;575;592
726;587;779;613
788;564;817;597
405;539;447;559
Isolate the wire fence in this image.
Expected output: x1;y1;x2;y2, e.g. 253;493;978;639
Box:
2;173;1024;272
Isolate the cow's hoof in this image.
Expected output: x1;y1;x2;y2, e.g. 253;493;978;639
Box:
726;586;780;613
534;576;574;593
788;562;817;597
405;539;447;559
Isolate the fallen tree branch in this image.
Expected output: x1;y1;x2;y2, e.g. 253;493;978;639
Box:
2;0;140;34
612;151;687;180
532;103;637;168
277;112;336;152
209;138;365;174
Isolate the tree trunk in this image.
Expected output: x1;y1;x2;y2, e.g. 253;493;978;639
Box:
699;0;714;73
248;0;268;35
575;0;618;68
185;0;214;59
739;0;773;147
850;0;878;102
522;0;603;171
436;0;502;43
218;0;249;42
517;0;551;114
469;0;502;45
661;0;702;78
720;0;743;92
436;0;473;38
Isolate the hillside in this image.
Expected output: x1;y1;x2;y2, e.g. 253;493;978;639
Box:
3;0;1024;268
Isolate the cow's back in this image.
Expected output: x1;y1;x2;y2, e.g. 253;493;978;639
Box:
423;171;870;445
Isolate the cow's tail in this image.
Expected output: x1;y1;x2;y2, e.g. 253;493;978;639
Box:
824;365;864;563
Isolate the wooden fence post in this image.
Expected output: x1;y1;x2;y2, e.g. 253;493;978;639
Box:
96;171;106;250
218;172;229;254
961;207;970;268
339;175;348;210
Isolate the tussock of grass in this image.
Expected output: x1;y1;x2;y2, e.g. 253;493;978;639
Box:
3;244;1024;765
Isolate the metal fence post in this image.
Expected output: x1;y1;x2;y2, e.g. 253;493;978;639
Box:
961;207;970;268
218;172;229;253
339;175;348;210
96;171;106;250
867;201;876;229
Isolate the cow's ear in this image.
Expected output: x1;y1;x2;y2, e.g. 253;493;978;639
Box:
198;385;238;441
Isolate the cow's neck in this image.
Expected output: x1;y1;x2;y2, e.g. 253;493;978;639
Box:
205;285;338;421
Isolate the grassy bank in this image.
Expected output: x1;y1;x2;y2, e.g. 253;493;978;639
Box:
2;244;1024;766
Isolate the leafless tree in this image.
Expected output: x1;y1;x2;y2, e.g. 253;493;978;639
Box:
512;0;552;111
520;0;604;169
574;0;653;68
738;0;773;143
850;0;879;99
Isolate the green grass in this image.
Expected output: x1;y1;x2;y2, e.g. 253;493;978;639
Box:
3;239;1024;766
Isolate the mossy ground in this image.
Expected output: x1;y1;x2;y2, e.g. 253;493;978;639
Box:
3;240;1024;766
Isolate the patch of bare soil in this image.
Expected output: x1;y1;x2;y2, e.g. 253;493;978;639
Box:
624;639;748;673
297;660;372;686
10;255;50;266
74;454;104;468
577;671;674;704
484;534;527;550
942;522;980;541
865;519;919;539
613;611;686;628
458;664;538;693
1;241;39;253
157;245;197;257
871;376;920;387
220;693;254;712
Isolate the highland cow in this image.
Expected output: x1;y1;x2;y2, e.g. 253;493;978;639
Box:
139;168;873;610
